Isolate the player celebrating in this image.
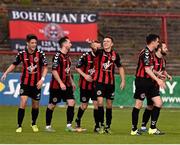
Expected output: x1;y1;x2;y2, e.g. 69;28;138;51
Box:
140;41;172;133
93;36;125;134
45;36;76;132
131;34;166;135
75;40;101;132
1;34;48;133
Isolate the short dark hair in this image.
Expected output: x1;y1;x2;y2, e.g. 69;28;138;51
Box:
146;34;160;44
58;36;69;47
26;34;38;42
104;35;114;43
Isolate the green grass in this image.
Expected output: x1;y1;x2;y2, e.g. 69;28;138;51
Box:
0;106;180;144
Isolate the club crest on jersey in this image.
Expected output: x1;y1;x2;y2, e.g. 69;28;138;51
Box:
34;57;39;63
97;90;102;96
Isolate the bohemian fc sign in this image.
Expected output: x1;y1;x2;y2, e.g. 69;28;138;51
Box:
9;10;98;52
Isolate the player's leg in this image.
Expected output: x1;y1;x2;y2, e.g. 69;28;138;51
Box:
104;84;115;134
31;99;39;132
75;88;89;128
16;95;28;133
105;99;112;134
148;84;164;135
66;98;76;132
75;103;88;127
131;78;146;135
75;102;88;132
149;96;164;135
45;103;56;132
92;100;99;132
64;86;76;131
94;83;105;133
45;89;59;132
140;98;153;132
131;99;143;135
29;86;41;132
151;96;162;129
97;96;105;134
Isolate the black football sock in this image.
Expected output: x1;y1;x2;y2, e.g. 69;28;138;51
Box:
106;108;112;128
66;106;74;124
31;108;39;125
141;108;152;127
98;106;104;126
46;107;54;126
151;106;160;129
93;109;99;128
132;107;140;131
76;106;85;127
76;106;85;121
17;108;25;127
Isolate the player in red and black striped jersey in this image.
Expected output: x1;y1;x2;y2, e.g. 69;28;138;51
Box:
131;34;166;136
45;36;76;132
135;47;155;79
50;51;72;89
140;42;172;133
74;40;101;132
93;36;125;134
1;34;48;133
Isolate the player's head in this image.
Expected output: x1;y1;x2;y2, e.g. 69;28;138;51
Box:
146;34;160;49
90;40;101;51
26;34;38;51
103;35;114;51
58;36;72;51
156;41;168;56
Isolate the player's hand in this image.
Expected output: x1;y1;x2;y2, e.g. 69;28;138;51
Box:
120;80;125;90
157;78;166;89
155;71;166;81
1;73;7;81
86;38;92;43
84;74;93;82
60;82;66;90
36;80;43;89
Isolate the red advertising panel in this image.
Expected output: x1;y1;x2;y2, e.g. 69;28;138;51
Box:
8;10;98;52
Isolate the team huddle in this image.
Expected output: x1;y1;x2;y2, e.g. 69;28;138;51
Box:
1;34;171;135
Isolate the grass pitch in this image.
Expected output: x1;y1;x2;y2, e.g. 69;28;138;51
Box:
0;106;180;144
